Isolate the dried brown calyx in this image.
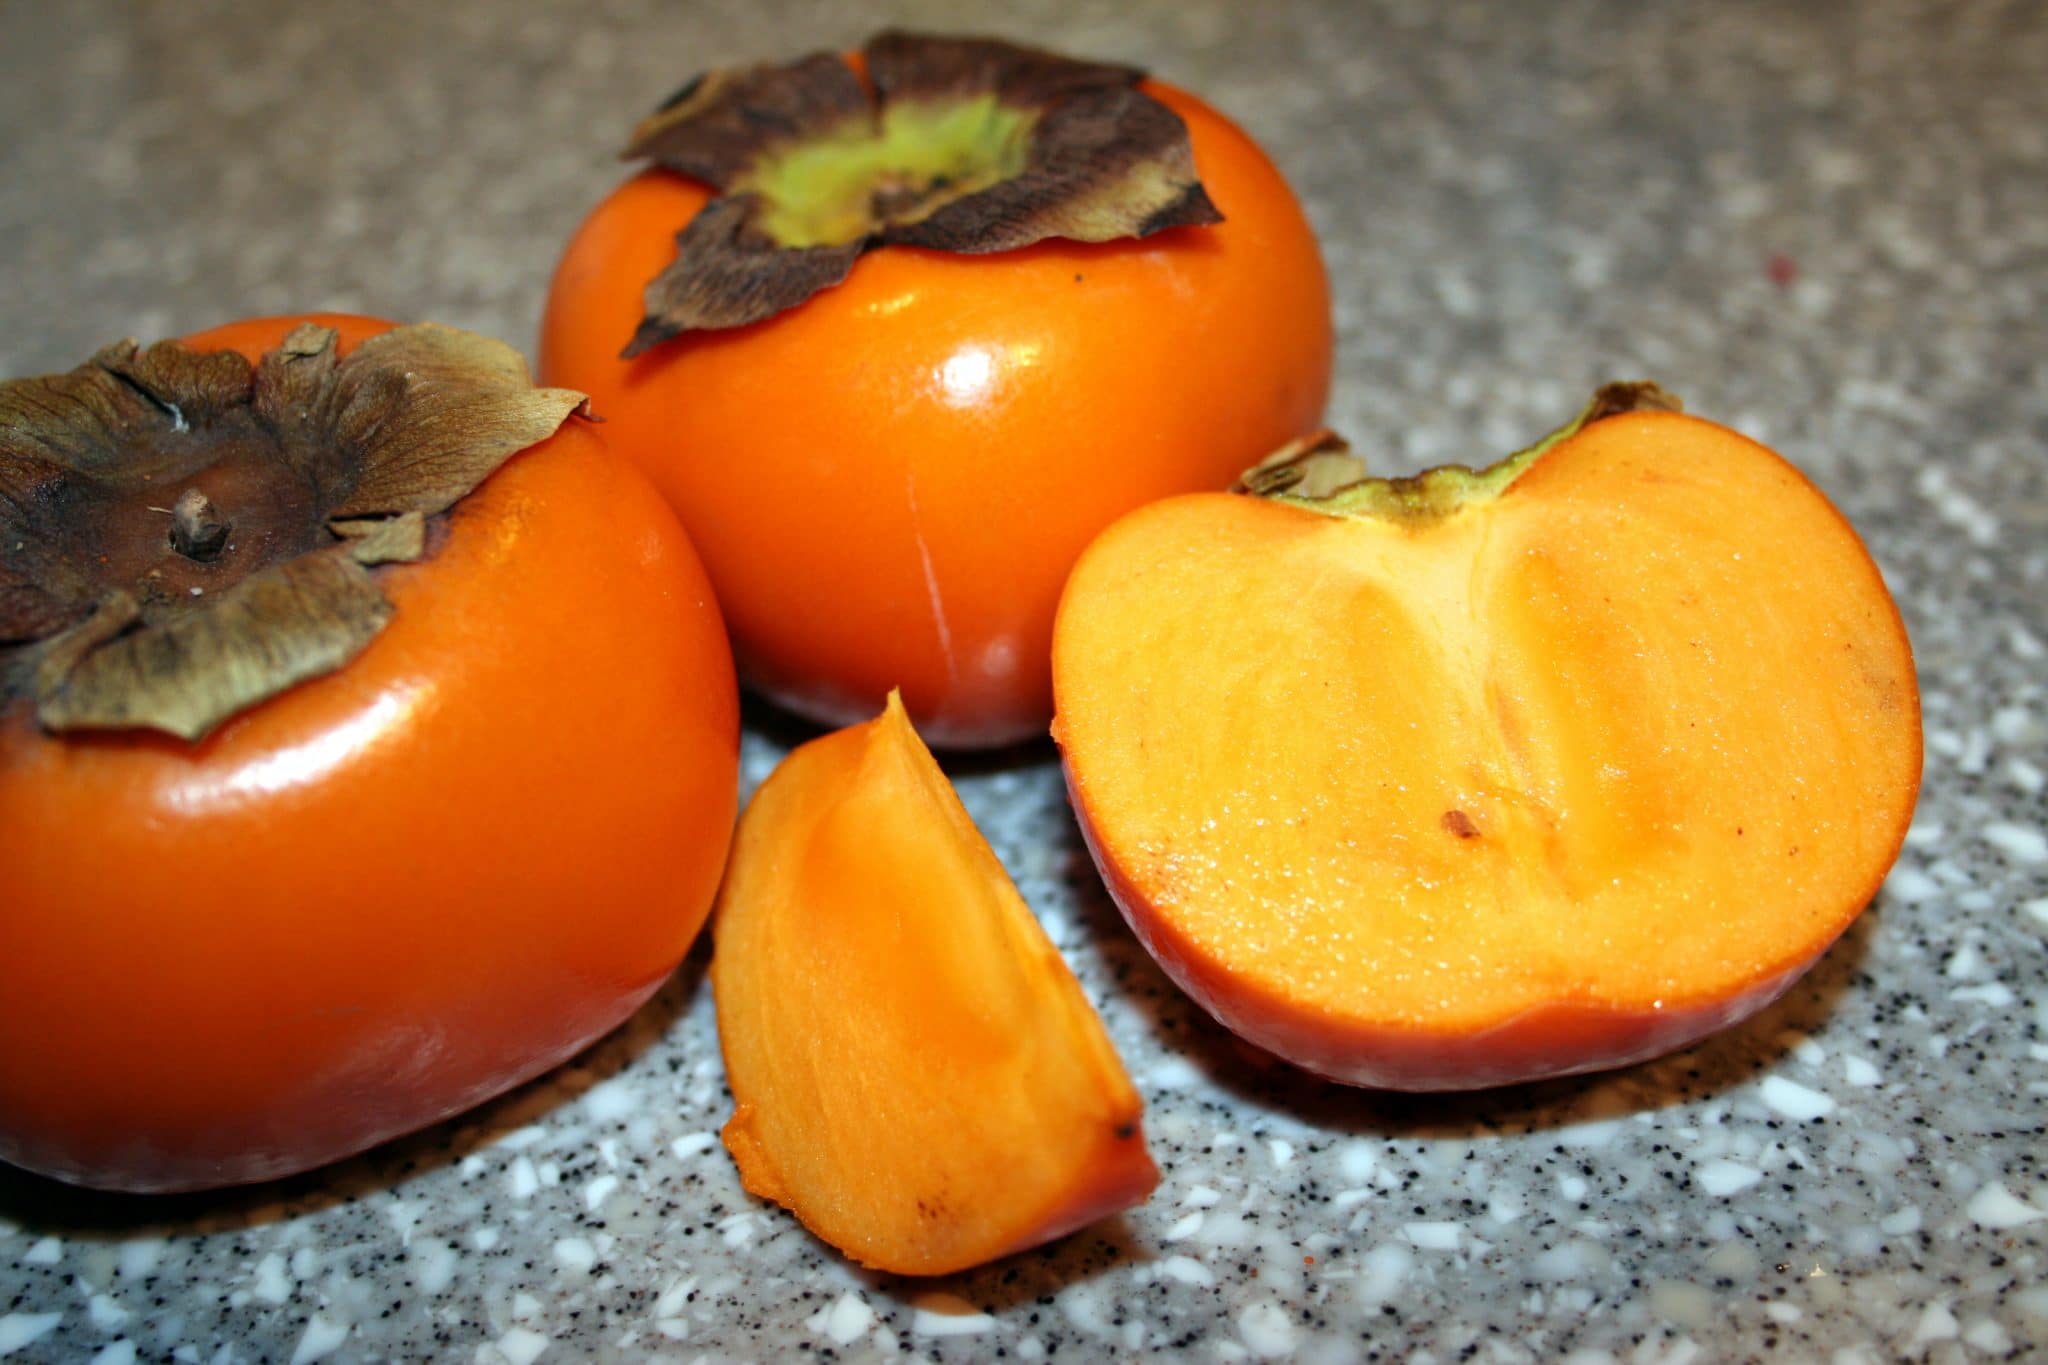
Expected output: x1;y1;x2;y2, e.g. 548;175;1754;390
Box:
1240;383;1685;527
0;324;585;740
621;29;1224;355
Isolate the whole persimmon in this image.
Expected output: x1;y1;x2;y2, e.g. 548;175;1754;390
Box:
540;30;1332;746
0;315;739;1192
1054;387;1922;1090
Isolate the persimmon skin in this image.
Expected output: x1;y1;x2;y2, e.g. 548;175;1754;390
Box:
1071;804;1809;1091
1054;410;1922;1091
540;84;1333;747
0;315;740;1192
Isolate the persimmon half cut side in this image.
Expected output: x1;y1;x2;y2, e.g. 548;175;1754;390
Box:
1053;399;1922;1090
712;693;1156;1274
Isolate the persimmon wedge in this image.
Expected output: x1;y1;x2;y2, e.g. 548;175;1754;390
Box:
1053;388;1922;1091
711;692;1156;1274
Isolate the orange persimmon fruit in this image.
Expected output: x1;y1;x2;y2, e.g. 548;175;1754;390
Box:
539;32;1331;746
712;692;1156;1273
1052;388;1922;1090
0;315;739;1191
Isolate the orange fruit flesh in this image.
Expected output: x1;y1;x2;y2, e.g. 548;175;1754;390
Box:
1054;411;1921;1088
711;694;1157;1274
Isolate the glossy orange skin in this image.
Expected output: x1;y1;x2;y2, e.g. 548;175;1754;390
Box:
540;84;1332;746
0;315;740;1192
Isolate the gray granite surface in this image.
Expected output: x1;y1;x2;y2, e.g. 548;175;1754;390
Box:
3;0;2045;1360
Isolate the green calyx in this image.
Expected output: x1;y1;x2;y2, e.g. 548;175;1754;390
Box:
1245;382;1684;528
620;30;1223;354
742;95;1037;250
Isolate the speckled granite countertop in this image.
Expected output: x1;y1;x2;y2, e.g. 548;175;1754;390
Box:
3;1;2044;1360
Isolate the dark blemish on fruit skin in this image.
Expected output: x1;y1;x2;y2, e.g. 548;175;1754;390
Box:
1442;810;1480;839
1114;1122;1137;1140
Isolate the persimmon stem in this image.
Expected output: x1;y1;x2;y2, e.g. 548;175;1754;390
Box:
169;488;230;562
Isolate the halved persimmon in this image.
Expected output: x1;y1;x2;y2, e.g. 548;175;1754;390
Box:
1053;388;1922;1090
712;693;1155;1274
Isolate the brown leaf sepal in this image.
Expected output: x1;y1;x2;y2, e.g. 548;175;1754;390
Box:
627;197;866;352
1233;430;1367;499
1;324;585;740
1245;384;1689;529
622;30;1224;356
627;53;871;186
